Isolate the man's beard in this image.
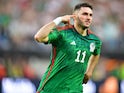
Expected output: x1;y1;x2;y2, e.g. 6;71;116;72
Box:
77;17;89;30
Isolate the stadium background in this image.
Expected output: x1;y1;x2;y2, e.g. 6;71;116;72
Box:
0;0;124;93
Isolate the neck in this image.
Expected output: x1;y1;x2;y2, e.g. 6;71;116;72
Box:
74;24;88;36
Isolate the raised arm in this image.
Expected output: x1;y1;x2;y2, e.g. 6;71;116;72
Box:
34;21;57;43
34;15;76;43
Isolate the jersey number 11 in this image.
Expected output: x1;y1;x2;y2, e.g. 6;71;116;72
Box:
75;50;86;63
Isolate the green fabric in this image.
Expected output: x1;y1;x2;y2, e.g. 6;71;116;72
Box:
37;27;102;93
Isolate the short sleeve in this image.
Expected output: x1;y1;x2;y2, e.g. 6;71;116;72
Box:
47;28;62;45
93;41;102;55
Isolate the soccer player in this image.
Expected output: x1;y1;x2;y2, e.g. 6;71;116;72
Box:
34;2;102;93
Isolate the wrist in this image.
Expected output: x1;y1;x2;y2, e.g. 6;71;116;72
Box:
53;17;62;25
85;72;92;78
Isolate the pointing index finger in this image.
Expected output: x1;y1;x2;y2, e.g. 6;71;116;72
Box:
70;15;76;18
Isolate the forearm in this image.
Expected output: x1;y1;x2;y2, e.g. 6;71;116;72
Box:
34;21;56;42
85;55;100;77
34;15;75;43
83;55;100;84
34;17;63;42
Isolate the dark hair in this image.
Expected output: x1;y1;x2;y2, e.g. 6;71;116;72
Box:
73;3;93;12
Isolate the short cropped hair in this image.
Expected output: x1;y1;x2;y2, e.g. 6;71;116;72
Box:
73;3;93;12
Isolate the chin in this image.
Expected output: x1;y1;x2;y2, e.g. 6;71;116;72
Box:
84;26;89;29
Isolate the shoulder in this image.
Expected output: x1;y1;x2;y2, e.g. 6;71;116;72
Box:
88;30;102;43
56;25;74;31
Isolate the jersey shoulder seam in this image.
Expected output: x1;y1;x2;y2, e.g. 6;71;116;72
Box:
56;25;74;31
88;30;102;42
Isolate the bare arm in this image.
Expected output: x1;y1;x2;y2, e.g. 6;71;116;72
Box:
34;15;76;43
83;54;100;84
34;21;56;43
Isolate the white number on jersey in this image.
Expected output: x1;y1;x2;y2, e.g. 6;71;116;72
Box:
75;50;86;63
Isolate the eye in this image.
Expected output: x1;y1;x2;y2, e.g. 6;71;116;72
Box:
82;12;88;16
82;12;93;17
90;14;93;17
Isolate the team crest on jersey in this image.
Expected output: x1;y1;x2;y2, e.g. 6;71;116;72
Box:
90;42;95;52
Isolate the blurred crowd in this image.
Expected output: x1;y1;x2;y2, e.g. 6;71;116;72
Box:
0;0;124;93
0;0;124;52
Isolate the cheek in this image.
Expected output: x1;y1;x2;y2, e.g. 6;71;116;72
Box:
78;16;84;21
78;17;85;23
91;18;93;21
78;15;86;21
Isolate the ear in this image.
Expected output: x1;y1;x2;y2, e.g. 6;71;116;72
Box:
73;10;79;15
73;12;76;15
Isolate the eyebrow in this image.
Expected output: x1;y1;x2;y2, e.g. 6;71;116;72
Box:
82;12;93;16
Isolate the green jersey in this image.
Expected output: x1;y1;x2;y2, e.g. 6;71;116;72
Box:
37;26;102;93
